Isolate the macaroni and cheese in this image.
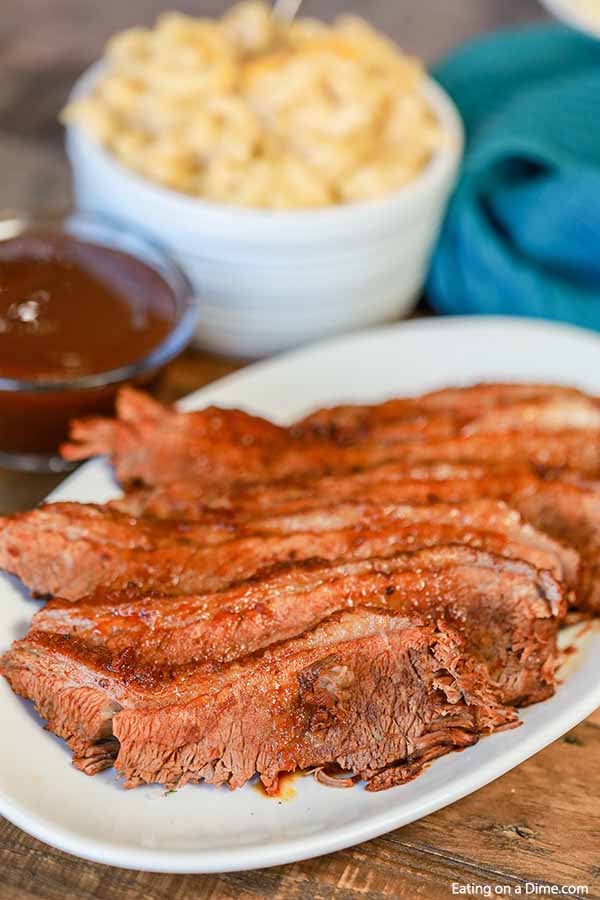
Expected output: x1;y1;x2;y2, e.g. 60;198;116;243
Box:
64;2;443;209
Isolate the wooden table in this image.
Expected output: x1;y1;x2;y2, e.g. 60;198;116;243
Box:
3;2;600;898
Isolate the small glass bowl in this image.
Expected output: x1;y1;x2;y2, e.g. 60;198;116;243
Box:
0;211;197;473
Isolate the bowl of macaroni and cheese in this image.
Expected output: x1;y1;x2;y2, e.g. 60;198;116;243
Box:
64;2;463;357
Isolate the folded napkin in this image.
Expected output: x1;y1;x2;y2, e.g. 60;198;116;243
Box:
427;25;600;328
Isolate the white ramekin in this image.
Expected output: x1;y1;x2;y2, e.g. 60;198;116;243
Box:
66;63;463;357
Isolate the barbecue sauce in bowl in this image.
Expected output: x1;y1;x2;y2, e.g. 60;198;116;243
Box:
0;234;174;380
0;216;193;471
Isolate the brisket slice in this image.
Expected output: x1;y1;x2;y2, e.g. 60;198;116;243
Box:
113;461;520;518
1;609;518;790
0;499;576;600
61;386;600;488
397;430;600;476
118;463;600;613
416;383;592;409
114;610;520;792
0;636;123;775
296;395;600;445
297;384;593;438
61;387;290;487
0;631;139;774
514;480;600;613
31;545;564;707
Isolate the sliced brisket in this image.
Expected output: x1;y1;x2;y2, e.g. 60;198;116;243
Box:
30;544;565;707
1;381;597;795
297;393;600;445
0;498;576;601
298;384;592;439
113;461;517;518
61;386;600;487
61;387;289;487
0;609;518;790
118;463;600;613
114;609;519;792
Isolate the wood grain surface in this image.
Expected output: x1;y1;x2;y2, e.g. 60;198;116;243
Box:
4;3;598;899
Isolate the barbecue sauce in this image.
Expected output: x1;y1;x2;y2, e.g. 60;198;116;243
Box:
253;771;299;801
0;233;175;380
0;232;177;461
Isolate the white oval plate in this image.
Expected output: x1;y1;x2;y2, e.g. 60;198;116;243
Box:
1;316;600;873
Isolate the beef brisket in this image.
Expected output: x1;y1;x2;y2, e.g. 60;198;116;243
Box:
298;384;592;440
0;499;576;601
29;544;565;707
118;463;600;613
61;387;289;486
61;386;600;487
297;393;600;445
1;609;518;790
1;381;597;796
514;480;600;612
113;461;534;518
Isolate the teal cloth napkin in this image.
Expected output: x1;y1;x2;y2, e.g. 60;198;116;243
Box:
427;25;600;328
